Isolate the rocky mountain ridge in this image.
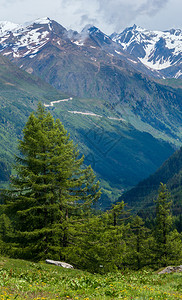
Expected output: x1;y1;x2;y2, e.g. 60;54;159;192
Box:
0;18;181;79
0;17;161;78
111;24;182;79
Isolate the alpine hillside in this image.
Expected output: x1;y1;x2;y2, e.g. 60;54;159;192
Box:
0;53;175;208
119;146;182;215
0;53;68;183
1;18;182;207
1;18;182;146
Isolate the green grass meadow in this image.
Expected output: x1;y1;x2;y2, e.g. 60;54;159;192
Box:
0;257;182;299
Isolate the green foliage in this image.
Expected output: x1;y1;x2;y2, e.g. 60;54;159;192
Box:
154;183;173;265
64;213;126;273
153;183;182;266
165;229;182;265
123;216;153;270
173;214;182;232
1;104;101;261
155;183;172;235
0;213;13;255
121;147;182;215
57;202;128;273
1;102;182;274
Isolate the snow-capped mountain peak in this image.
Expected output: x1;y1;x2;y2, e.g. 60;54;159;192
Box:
69;24;113;48
111;25;182;78
0;19;181;79
81;24;97;33
0;21;22;37
32;17;51;25
0;17;57;59
22;17;52;29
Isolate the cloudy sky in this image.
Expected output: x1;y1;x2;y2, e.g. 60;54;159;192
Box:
0;0;181;34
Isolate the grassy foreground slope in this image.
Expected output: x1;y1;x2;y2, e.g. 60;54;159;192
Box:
0;257;182;299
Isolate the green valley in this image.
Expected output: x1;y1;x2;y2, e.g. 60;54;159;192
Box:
120;145;182;215
0;54;175;206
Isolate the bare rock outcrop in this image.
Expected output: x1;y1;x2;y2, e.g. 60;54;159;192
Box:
46;259;74;269
158;265;182;274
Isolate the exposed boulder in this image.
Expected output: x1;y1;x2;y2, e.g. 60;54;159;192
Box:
46;259;74;269
158;265;182;274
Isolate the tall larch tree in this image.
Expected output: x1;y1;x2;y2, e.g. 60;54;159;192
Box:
154;183;172;266
2;103;101;260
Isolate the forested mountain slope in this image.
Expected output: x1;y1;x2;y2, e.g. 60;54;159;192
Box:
0;54;175;207
0;54;67;183
120;146;182;214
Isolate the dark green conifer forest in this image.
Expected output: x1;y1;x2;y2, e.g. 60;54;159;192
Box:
0;104;182;273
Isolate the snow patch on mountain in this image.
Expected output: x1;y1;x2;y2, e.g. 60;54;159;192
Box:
68;111;102;117
33;17;51;25
139;56;172;70
127;58;138;64
15;28;49;47
175;70;182;79
72;40;84;46
23;17;51;28
115;50;122;55
44;98;73;107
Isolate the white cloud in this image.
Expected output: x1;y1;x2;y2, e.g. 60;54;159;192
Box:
0;0;181;34
61;0;169;32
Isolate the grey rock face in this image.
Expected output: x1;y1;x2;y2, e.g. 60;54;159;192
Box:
158;265;182;274
46;259;74;269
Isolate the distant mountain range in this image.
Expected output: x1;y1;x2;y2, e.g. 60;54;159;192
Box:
0;17;182;209
1;18;182;144
0;18;181;79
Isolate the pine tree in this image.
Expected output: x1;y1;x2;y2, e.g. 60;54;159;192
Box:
63;201;128;273
124;216;153;270
65;212;126;273
2;103;101;260
0;213;13;255
154;183;173;266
